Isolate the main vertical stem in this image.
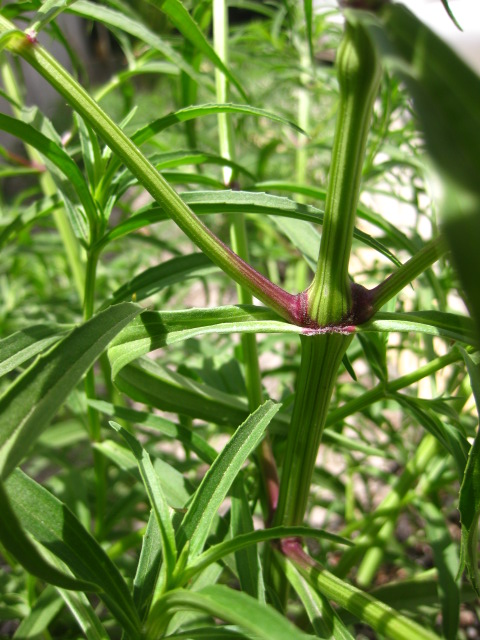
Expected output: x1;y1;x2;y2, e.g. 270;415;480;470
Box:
273;20;381;532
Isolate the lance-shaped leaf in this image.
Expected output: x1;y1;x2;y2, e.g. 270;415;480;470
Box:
108;306;300;377
360;310;478;347
176;400;280;560
179;525;353;585
0;302;141;479
4;470;141;637
0;479;98;593
109;421;177;586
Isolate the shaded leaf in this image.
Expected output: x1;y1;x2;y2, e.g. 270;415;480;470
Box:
3;471;141;636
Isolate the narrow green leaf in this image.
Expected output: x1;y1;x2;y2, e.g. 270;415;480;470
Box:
147;584;311;640
0;324;70;378
252;180;414;255
104;254;217;306
57;589;110;640
0;302;141;479
439;0;463;32
4;470;141;636
108;306;299;377
0;196;59;249
13;586;64;640
29;0;80;35
131;103;305;148
102;190;398;265
230;478;264;600
133;511;163;621
109;421;177;584
146;0;246;99
393;393;469;477
176;400;280;559
303;0;314;62
13;585;64;639
0;478;97;593
361;310;478;347
114;357;251;427
101;103;305;190
94;438;192;508
459;349;480;595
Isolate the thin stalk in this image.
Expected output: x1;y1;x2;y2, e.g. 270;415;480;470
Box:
277;544;441;640
213;0;278;519
83;248;106;537
326;348;463;428
0;22;302;325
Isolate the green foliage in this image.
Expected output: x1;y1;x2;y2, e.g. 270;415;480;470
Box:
0;1;479;639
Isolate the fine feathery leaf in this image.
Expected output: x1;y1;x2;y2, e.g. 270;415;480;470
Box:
0;302;141;479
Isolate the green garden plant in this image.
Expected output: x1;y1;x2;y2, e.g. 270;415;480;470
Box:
0;0;479;638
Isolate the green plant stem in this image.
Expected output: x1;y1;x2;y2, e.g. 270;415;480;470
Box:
213;0;278;519
307;20;381;326
83;249;106;537
273;19;381;528
277;545;441;640
0;21;302;325
274;333;353;526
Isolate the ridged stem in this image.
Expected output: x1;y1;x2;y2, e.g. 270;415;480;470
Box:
307;21;381;326
274;333;353;526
